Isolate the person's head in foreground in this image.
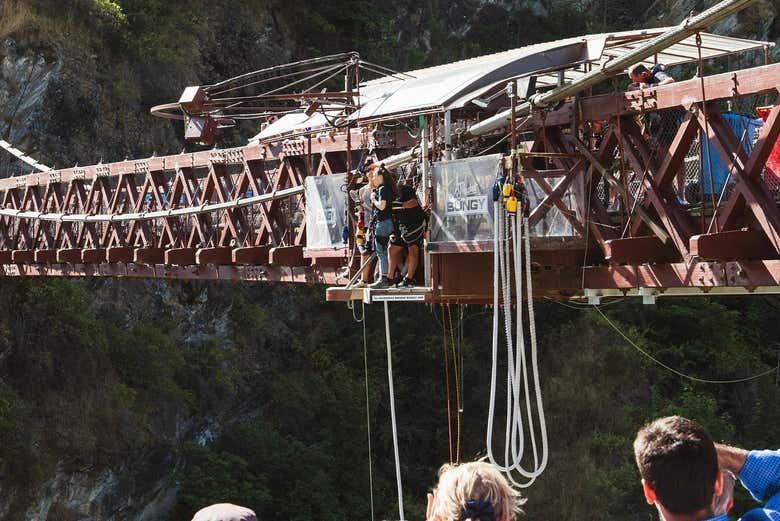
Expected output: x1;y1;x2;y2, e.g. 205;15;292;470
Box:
634;416;723;521
426;461;524;521
191;503;257;521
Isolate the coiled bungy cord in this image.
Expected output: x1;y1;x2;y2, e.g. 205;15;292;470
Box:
486;203;549;488
384;301;405;520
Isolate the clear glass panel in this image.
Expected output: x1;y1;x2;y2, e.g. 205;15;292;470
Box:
305;173;347;249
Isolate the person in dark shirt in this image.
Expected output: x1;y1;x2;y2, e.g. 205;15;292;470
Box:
627;63;675;89
388;185;427;288
369;167;396;288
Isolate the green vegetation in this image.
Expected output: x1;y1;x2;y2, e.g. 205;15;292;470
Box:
0;280;778;520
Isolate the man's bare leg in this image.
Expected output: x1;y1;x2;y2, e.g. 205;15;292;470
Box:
388;244;404;281
406;244;420;280
361;254;376;283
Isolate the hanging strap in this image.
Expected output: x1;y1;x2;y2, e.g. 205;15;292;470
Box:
359;301;376;521
384;301;405;520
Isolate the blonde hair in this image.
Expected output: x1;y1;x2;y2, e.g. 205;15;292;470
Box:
431;462;525;521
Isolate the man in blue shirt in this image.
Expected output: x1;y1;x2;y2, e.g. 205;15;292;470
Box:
717;444;780;520
633;416;780;521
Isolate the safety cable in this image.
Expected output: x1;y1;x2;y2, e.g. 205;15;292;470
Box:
441;303;454;464
359;301;375;521
458;304;465;444
383;301;405;520
447;304;462;464
581;138;593;290
543;296;626;310
593;306;777;384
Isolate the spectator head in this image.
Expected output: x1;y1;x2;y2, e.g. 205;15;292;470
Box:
628;63;651;83
191;503;257;521
711;469;736;516
426;461;524;521
633;416;722;519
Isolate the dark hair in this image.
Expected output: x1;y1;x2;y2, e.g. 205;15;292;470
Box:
378;167;399;199
628;63;649;76
634;416;718;515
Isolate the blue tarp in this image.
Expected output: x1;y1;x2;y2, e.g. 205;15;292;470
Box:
700;112;763;195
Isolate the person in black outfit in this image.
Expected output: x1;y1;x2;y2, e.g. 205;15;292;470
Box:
388;185;427;288
368;167;396;289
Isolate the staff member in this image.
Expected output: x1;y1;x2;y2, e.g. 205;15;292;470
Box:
369;167;396;289
388;184;427;288
627;63;675;89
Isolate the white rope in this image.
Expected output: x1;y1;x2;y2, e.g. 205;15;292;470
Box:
522;217;549;480
488;201;501;473
360;301;376;521
486;195;549;488
0;139;52;172
384;301;405;520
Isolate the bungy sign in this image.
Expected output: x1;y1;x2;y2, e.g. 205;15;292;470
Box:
430;155;501;243
430;154;577;243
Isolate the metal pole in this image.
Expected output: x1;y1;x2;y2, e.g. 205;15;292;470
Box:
422;116;431;287
465;0;757;138
509;81;517;179
379;144;428;170
444;111;452;160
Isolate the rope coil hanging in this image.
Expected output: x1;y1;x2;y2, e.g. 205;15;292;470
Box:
487;196;549;488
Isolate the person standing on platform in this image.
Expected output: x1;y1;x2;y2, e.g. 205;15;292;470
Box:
369;166;397;289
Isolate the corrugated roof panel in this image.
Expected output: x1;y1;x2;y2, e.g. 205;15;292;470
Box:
352;37;609;121
250;29;772;139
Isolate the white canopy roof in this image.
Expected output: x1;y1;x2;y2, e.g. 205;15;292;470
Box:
250;28;771;141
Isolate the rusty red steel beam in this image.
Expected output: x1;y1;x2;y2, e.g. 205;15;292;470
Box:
717;99;780;230
582;259;780;289
604;236;679;264
697;109;780;253
525;63;780;128
616;116;695;259
690;230;776;261
0;128;412;191
4;255;777;296
428;250;780;301
0;262;342;284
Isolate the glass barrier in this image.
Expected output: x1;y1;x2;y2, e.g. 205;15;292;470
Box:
430;155;501;242
430;155;580;242
305;173;347;249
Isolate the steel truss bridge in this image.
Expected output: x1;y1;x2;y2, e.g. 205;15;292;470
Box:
1;0;779;303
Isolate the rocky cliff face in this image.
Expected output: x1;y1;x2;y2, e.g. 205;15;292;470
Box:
0;38;59;145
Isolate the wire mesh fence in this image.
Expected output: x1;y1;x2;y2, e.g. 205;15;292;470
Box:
592;90;778;236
